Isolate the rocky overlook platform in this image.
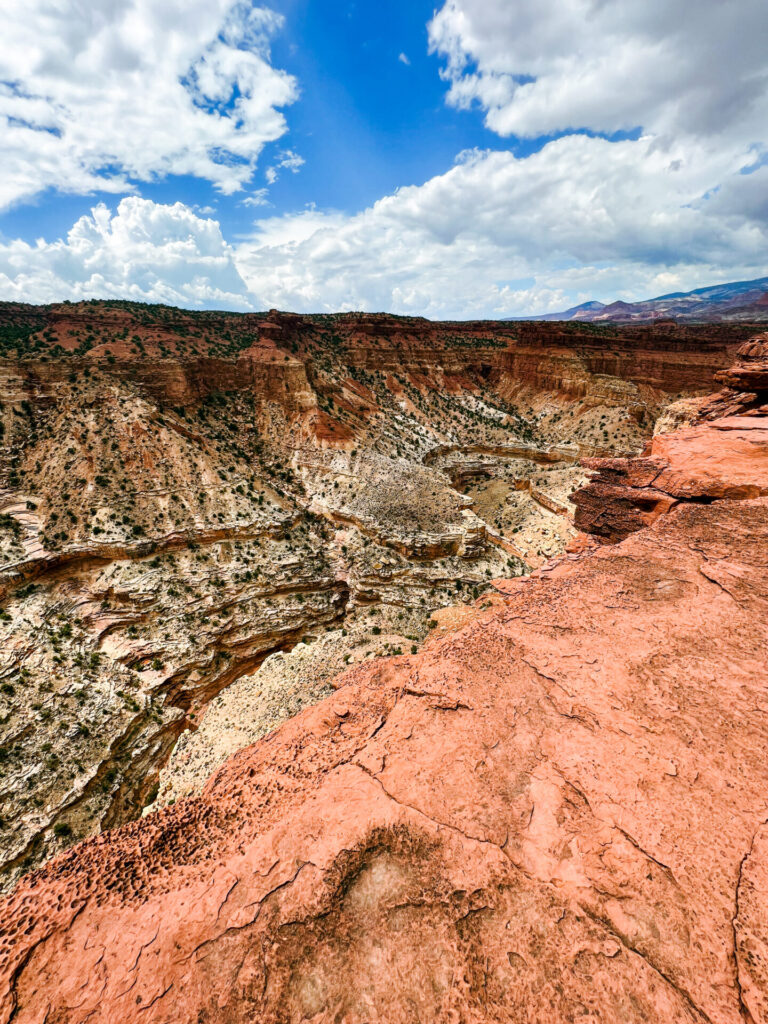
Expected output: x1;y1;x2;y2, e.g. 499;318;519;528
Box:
1;340;767;1021
3;302;756;887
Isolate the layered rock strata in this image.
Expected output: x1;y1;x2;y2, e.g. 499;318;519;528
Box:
0;342;519;887
0;302;761;894
1;353;768;1022
574;336;768;541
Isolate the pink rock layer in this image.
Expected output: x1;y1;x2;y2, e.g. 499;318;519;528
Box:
2;354;768;1023
574;335;768;541
573;414;768;541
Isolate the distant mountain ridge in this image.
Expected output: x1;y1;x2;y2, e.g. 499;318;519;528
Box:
511;275;768;323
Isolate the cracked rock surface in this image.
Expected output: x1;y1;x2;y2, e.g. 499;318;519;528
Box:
2;386;768;1021
1;309;767;1021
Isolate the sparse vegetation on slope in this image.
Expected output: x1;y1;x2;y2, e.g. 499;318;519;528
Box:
0;301;758;887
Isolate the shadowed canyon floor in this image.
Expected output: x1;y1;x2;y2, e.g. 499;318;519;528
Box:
0;324;767;1021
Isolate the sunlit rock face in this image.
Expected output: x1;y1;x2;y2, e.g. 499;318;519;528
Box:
0;304;760;888
0;320;767;1022
574;333;768;541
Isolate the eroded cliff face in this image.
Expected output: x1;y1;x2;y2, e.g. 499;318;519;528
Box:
0;302;763;892
0;355;522;890
0;301;755;425
1;342;767;1023
574;335;768;541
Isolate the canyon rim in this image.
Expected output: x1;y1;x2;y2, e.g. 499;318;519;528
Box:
1;0;768;1020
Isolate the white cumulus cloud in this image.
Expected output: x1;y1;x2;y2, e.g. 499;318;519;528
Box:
0;198;253;309
226;0;768;317
427;0;768;145
233;137;768;317
264;149;305;185
0;0;766;318
2;135;767;317
0;0;298;211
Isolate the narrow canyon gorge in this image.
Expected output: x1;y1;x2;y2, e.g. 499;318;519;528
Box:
0;303;766;1022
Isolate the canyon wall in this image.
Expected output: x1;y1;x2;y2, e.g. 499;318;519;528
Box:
1;333;767;1022
0;302;758;418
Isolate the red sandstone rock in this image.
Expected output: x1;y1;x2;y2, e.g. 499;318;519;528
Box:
1;302;759;457
573;416;768;540
1;300;758;400
574;333;768;541
3;345;768;1022
714;333;768;391
2;424;768;1021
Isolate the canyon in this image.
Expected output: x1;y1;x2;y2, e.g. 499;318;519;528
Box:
0;303;767;1022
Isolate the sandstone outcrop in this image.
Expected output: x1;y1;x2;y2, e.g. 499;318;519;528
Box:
1;349;767;1022
573;416;768;541
574;334;768;541
713;333;768;393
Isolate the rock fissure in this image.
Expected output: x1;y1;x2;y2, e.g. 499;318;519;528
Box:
731;817;768;1024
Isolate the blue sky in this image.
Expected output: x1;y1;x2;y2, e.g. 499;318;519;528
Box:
0;0;766;317
2;0;510;241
